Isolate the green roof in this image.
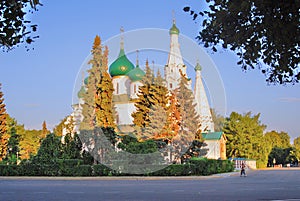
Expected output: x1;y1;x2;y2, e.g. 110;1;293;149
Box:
169;23;180;35
127;65;145;82
109;48;135;77
202;132;223;140
84;77;89;85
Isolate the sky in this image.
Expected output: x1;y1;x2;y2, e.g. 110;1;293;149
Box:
1;1;300;142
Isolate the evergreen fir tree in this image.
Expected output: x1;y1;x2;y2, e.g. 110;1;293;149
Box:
132;60;169;141
95;46;116;128
0;84;8;161
173;71;200;163
159;92;181;142
6;125;20;163
81;35;115;130
80;36;101;130
141;59;154;85
175;71;200;138
132;60;154;129
155;69;164;86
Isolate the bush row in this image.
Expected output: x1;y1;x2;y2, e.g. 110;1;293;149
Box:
0;158;233;176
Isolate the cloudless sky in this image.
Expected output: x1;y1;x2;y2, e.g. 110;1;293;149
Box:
1;0;299;142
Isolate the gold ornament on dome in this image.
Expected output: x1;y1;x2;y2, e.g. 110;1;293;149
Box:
120;66;127;71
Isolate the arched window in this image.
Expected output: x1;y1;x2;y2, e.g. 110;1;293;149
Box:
170;83;172;89
116;83;119;94
134;84;136;94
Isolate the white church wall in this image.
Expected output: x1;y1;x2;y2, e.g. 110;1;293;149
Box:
130;81;143;99
112;76;131;95
115;102;136;125
203;140;220;159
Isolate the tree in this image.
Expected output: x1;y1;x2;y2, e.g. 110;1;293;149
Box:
19;129;41;160
223;112;268;167
174;72;200;163
0;0;42;51
184;1;300;84
0;83;8;161
278;132;291;148
6;125;20;164
294;137;300;162
132;61;154;136
81;35;115;130
265;131;282;149
94;45;115;128
211;108;224;132
61;133;82;160
268;147;297;166
175;72;200;138
34;133;61;164
265;130;291;149
41;120;49;138
53;116;68;137
156;92;181;143
80;36;102;130
132;61;169;141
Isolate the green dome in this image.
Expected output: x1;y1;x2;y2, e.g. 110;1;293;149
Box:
127;65;145;82
77;86;86;98
109;49;135;77
169;23;180;35
195;63;202;71
84;77;89;85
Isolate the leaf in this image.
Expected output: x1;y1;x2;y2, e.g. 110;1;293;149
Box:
183;7;190;12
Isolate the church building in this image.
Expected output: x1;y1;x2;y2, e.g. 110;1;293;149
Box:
71;20;226;160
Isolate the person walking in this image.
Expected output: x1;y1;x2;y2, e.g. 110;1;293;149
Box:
240;162;246;177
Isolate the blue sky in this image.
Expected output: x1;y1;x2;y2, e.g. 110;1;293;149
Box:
1;1;299;141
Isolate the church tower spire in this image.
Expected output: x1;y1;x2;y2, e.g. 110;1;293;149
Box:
194;62;214;132
164;17;186;90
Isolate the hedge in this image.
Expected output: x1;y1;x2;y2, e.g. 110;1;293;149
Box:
0;159;234;176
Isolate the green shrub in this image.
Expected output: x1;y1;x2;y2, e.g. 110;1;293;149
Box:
150;164;194;176
73;165;92;176
0;164;19;176
93;164;112;176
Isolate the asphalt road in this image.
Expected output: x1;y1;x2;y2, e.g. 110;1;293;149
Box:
0;169;300;201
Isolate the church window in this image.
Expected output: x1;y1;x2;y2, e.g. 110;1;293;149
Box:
116;83;119;94
116;114;119;124
134;84;137;94
170;83;172;89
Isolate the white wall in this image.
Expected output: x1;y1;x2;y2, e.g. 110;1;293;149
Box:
112;76;131;95
115;102;136;125
130;81;143;99
203;140;220;159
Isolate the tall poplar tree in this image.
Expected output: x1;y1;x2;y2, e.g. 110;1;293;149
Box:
0;84;8;161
